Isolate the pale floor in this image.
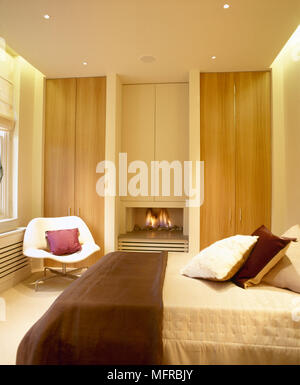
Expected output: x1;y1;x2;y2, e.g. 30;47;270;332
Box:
0;272;69;365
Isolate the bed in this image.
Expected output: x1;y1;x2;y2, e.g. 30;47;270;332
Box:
16;251;300;365
163;254;300;365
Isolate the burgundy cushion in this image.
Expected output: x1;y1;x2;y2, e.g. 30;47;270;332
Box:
45;228;82;256
232;225;294;288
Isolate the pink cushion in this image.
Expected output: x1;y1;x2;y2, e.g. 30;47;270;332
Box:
45;228;82;256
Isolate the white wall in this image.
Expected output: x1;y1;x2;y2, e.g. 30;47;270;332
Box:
272;25;300;234
104;73;122;253
189;70;200;255
0;50;44;236
16;57;45;228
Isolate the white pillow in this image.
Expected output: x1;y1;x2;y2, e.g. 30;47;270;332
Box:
181;235;259;281
263;224;300;293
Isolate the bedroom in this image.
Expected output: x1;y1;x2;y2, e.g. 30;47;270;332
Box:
0;0;300;368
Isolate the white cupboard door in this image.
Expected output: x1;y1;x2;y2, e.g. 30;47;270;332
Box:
121;84;155;201
155;83;189;202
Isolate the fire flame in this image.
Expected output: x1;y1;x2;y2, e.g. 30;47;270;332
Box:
145;208;171;229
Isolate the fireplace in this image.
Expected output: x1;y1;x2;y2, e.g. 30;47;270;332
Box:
132;208;183;232
103;75;200;258
118;206;189;253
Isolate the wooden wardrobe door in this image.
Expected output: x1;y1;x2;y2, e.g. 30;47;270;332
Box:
44;78;76;217
75;77;106;266
235;71;271;234
200;73;236;250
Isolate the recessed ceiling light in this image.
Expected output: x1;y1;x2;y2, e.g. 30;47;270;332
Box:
82;61;88;66
43;14;50;19
139;55;156;63
211;56;217;60
223;4;230;8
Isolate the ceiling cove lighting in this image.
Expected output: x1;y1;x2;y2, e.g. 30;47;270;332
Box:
0;37;6;62
271;24;300;66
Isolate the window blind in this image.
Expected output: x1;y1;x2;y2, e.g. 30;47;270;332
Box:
0;76;14;125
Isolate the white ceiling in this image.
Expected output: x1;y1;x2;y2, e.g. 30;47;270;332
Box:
0;0;299;83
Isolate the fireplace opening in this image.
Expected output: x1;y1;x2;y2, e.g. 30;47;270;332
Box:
118;207;188;253
133;208;183;232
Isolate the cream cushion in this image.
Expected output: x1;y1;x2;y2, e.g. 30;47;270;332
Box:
263;224;300;293
181;235;259;281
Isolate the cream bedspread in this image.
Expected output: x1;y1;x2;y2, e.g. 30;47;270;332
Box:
162;254;300;365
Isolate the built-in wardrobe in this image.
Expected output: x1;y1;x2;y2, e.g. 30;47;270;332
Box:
200;71;271;250
44;77;106;266
121;83;189;202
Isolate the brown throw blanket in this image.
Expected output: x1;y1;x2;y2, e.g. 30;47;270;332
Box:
16;251;168;365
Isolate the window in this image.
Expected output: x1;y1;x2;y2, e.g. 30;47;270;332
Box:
0;126;12;218
0;74;15;221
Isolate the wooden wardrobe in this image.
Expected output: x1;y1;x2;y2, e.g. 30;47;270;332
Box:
200;71;271;250
44;77;106;266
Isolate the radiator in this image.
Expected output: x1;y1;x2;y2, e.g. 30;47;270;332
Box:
0;227;30;293
118;236;189;253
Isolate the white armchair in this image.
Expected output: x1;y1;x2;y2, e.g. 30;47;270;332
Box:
23;216;100;290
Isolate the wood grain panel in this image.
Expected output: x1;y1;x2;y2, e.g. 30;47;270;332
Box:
200;73;236;249
44;78;76;218
44;79;76;268
75;77;106;266
155;83;189;201
235;71;271;234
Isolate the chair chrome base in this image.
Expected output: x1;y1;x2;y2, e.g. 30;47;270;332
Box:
34;264;88;291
